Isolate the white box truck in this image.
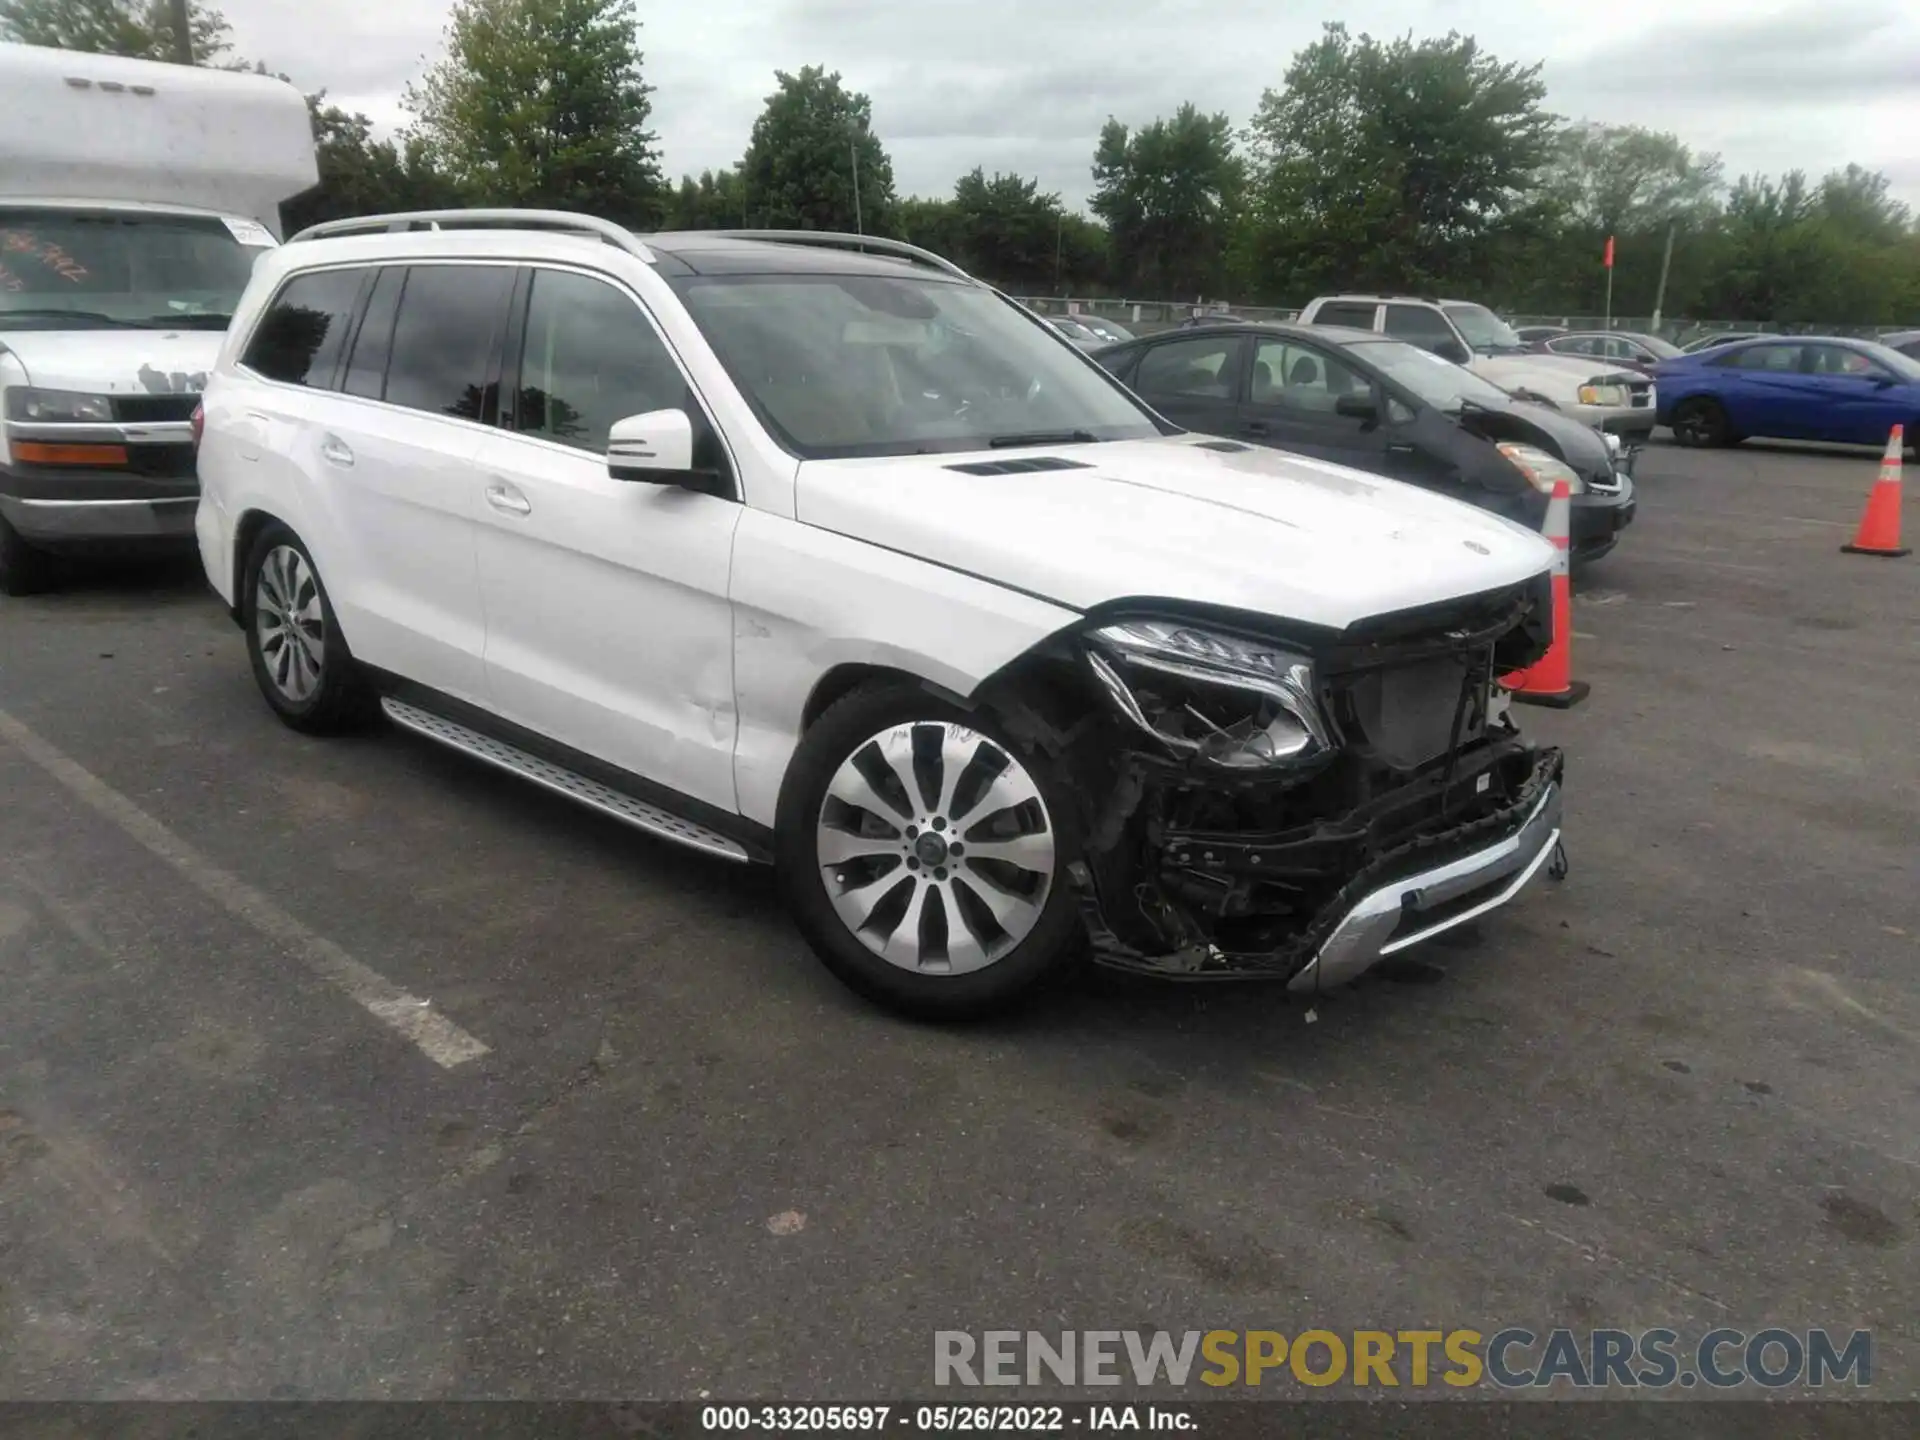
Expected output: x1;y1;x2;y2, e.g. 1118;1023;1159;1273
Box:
0;41;317;593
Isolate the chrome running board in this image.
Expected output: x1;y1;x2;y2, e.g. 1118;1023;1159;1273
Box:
380;697;751;864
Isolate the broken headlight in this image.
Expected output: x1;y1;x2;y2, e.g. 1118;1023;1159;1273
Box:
1085;618;1332;770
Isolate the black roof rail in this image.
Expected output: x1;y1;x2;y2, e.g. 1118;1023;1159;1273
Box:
662;229;972;280
287;208;655;263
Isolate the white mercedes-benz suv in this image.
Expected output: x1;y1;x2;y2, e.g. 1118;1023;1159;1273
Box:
195;211;1566;1018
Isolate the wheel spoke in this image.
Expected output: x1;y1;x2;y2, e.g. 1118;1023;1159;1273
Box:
953;872;1046;935
824;864;904;934
817;827;902;865
953;761;1042;828
932;730;988;817
962;829;1055;875
877;877;937;969
825;753;914;824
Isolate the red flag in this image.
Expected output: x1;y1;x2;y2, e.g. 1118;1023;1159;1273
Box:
1603;235;1616;269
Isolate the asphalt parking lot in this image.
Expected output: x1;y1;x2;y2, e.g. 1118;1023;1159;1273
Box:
1;439;1916;1409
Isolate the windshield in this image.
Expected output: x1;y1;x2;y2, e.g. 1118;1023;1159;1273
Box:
1857;341;1920;381
676;273;1165;458
1442;303;1525;353
1347;338;1515;409
0;209;259;330
1637;334;1683;359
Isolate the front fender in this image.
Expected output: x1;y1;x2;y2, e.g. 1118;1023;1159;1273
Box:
728;507;1081;829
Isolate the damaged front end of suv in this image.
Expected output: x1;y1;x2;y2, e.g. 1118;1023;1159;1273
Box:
1002;576;1566;991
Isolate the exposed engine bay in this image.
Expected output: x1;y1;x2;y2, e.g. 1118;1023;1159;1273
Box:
992;576;1564;984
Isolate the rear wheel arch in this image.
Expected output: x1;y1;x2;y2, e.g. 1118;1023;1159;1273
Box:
230;508;283;622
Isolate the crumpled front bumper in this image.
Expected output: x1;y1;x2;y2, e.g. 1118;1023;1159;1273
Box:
1077;746;1565;986
1287;763;1563;991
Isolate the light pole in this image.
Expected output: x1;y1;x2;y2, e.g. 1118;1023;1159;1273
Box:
1054;212;1063;293
850;137;863;235
167;0;194;62
1650;219;1678;334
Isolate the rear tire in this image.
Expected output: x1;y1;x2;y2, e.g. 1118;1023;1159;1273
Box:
1670;397;1730;448
775;682;1084;1020
0;515;53;597
242;522;375;734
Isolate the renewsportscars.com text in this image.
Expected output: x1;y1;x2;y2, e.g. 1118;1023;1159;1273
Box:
934;1328;1871;1390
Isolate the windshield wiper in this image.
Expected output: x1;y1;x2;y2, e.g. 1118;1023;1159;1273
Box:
0;309;136;328
143;313;233;330
987;428;1099;448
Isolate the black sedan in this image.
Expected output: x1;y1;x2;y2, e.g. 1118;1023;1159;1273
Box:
1094;321;1636;564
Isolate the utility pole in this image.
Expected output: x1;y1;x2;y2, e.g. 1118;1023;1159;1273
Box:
1650;219;1678;334
167;0;194;62
1054;212;1064;293
850;139;863;236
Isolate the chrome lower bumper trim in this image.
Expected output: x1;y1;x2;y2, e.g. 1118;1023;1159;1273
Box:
1287;779;1563;992
0;494;198;541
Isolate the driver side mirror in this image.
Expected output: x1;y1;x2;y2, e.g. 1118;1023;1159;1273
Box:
1434;339;1472;366
1334;392;1380;422
1871;374;1898;389
607;408;696;483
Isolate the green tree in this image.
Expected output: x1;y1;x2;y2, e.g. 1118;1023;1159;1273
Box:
896;195;963;261
0;0;230;61
1548;122;1723;236
1239;22;1556;299
948;168;1068;291
1501;123;1723;316
1818;164;1913;247
405;0;664;225
282;97;460;235
739;66;897;234
1090;104;1240;297
666;169;747;229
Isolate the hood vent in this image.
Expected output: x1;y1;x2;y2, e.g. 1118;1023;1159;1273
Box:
1192;439;1251;453
946;455;1094;476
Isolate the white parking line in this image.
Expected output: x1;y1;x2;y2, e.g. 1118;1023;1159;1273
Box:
0;705;489;1070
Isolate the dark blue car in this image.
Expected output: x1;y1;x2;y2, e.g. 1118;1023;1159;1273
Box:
1655;337;1920;448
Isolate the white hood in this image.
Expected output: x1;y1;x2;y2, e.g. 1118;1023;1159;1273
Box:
796;436;1554;631
0;328;222;396
1473;351;1631;398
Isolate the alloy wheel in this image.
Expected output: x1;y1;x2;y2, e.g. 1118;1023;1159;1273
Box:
816;722;1057;975
255;544;325;703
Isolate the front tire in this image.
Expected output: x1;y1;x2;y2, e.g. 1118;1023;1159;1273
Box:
776;683;1084;1019
1670;397;1730;448
242;523;374;734
0;515;53;597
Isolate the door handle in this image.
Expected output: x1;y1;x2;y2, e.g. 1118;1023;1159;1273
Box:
319;435;354;468
1244;420;1271;435
485;480;531;516
1386;442;1417;456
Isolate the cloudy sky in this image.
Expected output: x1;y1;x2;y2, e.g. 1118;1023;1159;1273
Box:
216;0;1920;211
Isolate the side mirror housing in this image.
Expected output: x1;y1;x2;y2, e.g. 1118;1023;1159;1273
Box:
1334;392;1380;422
607;408;695;482
1435;340;1472;366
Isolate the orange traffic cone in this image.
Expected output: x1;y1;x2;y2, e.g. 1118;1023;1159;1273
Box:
1841;425;1910;558
1502;478;1589;708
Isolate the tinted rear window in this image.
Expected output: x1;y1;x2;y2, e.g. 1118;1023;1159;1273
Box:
1309;302;1377;329
242;268;365;388
384;265;515;421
